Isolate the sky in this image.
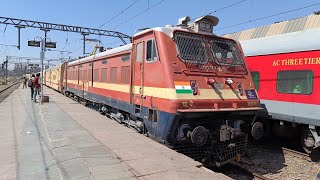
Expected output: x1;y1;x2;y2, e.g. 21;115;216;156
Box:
0;0;319;69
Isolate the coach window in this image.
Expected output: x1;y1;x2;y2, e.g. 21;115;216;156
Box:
121;55;130;62
101;68;107;82
76;70;79;84
79;70;82;81
277;70;313;95
251;72;260;90
93;69;99;82
83;70;87;81
101;59;107;64
88;70;92;82
136;42;143;63
110;67;118;83
146;39;158;63
121;66;130;84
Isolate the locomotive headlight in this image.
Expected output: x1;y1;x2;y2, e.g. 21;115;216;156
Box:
225;78;234;85
207;77;216;85
190;80;199;95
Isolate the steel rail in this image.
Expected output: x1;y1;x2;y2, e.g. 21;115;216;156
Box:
282;147;311;160
231;163;271;180
0;81;20;94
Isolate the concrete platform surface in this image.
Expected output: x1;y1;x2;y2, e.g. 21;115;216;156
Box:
0;86;230;180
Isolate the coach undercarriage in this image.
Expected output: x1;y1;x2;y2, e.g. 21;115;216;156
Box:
256;117;320;154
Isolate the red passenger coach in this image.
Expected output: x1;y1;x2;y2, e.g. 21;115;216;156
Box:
55;16;261;166
241;28;320;152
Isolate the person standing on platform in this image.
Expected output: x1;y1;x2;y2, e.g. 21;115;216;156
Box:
33;73;40;102
28;74;35;100
22;76;28;89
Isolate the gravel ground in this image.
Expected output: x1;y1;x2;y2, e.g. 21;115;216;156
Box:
235;144;320;180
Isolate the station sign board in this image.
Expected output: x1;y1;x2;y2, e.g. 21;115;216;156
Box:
28;40;41;47
45;42;56;48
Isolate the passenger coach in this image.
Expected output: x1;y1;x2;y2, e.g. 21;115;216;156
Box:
241;28;320;153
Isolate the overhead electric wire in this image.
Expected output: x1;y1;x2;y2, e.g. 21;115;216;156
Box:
61;32;69;51
55;39;82;59
67;46;82;56
216;2;320;31
208;0;248;14
99;0;142;29
0;48;6;56
112;0;166;30
249;0;254;22
1;25;9;56
0;43;16;47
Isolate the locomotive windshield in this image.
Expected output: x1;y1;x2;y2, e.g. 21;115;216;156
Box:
174;31;246;73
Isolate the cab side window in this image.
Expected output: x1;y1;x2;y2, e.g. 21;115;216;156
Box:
146;39;158;63
251;71;260;90
136;42;143;63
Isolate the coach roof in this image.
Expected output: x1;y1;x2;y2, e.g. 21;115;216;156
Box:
241;28;320;56
68;43;132;65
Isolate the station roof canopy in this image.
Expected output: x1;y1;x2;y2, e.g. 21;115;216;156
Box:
222;13;320;41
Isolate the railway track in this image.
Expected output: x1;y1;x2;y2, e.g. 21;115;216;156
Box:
0;81;21;102
282;147;320;162
252;172;271;180
214;163;271;180
282;147;309;158
233;163;272;180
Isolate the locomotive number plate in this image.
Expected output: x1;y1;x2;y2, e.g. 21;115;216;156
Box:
245;90;258;99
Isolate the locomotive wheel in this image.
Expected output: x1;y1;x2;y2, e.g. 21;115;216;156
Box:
301;128;315;154
73;96;79;102
189;126;208;147
251;122;264;141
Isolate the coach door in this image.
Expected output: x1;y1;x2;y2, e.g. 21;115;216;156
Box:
131;41;145;116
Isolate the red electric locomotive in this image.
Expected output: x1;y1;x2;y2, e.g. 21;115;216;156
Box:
48;16;261;166
241;28;320;153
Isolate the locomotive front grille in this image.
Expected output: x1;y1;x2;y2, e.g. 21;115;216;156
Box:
174;32;245;72
173;137;248;167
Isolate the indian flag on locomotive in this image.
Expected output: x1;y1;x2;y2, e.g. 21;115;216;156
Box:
174;81;192;94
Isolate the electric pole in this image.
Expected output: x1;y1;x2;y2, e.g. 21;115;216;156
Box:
5;56;8;84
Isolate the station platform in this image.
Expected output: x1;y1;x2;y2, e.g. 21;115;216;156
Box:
0;85;229;180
